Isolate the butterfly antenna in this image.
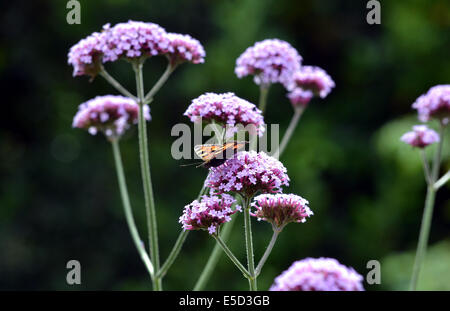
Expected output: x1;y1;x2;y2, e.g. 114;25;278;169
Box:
180;162;203;167
196;162;207;168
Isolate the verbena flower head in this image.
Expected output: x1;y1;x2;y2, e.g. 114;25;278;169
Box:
206;151;290;198
400;125;440;148
68;31;105;78
287;66;335;107
251;194;313;230
179;194;241;235
270;257;364;291
165;33;205;65
72;95;150;140
287;88;314;107
184;92;265;136
235;39;302;88
100;21;169;62
412;85;450;124
68;20;205;78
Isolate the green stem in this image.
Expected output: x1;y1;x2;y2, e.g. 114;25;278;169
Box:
250;86;270;151
212;234;251;279
144;60;176;103
409;124;445;290
275;106;305;158
210;120;224;144
111;140;154;279
434;170;450;190
133;60;161;291
193;216;236;291
243;197;257;291
255;229;280;276
420;149;432;186
157;230;189;278
99;66;137;101
431;124;445;181
409;185;436;290
258;85;270;113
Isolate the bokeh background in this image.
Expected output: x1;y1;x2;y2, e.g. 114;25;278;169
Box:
1;0;449;290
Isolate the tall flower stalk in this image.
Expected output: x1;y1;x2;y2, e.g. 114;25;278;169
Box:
275;106;305;158
407;124;445;290
258;85;270;113
71;95;154;280
69;20;205;291
111;139;154;278
191;122;228;291
242;196;257;290
132;59;162;290
255;229;280;276
403;84;450;290
193;216;236;290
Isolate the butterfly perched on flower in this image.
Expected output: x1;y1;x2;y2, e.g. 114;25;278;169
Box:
192;141;247;168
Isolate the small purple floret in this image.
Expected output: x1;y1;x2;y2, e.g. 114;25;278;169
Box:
400;125;440;148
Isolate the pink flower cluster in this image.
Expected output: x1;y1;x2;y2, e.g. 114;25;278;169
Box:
235;39;302;88
270;257;364;291
68;20;205;77
165;33;206;65
184;92;265;136
287;66;335;107
286;88;314;107
400;125;440;148
68;31;105;77
206;151;290;197
412;85;450;124
100;21;168;62
179;194;241;235
251;194;313;230
72;95;150;139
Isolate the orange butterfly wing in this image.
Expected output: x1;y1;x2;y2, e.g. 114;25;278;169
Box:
194;142;245;162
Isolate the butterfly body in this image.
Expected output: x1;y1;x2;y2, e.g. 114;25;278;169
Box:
193;142;246;168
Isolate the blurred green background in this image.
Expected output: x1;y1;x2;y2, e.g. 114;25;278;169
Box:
0;0;449;290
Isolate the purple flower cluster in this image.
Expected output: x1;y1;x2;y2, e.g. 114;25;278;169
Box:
206;151;290;197
287;66;335;107
270;257;364;291
165;33;206;65
251;194;313;230
235;39;302;88
100;21;168;62
72;95;150;139
68;31;105;77
68;20;205;77
179;194;241;234
401;125;440;148
184;92;265;136
287;88;314;107
412;85;450;124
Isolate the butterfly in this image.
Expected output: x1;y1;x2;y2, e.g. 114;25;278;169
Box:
189;141;247;168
